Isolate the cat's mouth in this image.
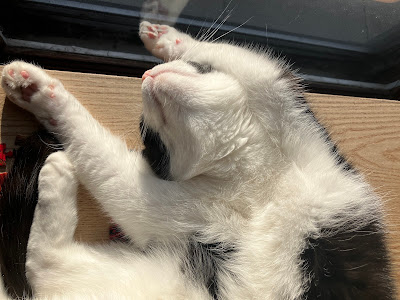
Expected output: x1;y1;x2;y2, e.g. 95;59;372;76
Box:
142;69;197;81
142;68;198;125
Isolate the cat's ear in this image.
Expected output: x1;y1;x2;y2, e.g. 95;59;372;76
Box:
139;21;194;61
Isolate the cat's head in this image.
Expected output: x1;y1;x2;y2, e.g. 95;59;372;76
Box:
140;55;290;181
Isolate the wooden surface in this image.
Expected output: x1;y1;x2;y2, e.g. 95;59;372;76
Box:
0;67;399;293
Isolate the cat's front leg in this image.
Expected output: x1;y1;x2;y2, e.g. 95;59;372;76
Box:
1;61;207;247
140;21;196;61
1;61;138;232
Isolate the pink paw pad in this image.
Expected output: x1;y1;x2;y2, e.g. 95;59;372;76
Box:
175;39;181;45
20;70;30;79
48;85;56;98
147;32;156;39
21;84;38;102
8;69;14;78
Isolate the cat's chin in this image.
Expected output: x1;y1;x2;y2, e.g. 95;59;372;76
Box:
142;82;167;126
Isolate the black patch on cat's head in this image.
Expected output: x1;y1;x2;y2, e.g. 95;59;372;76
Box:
300;220;395;299
187;61;213;74
140;117;171;180
0;130;62;298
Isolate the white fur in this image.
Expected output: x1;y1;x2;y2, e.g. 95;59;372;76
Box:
0;21;386;299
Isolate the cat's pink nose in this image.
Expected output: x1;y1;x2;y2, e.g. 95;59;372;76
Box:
142;70;152;81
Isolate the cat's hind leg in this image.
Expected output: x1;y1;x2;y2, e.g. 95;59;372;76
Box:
26;151;78;286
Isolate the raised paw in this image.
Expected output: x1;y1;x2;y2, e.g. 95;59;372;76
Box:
139;21;192;60
1;61;66;127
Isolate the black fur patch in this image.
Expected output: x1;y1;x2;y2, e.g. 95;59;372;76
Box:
300;221;395;299
140;118;171;180
187;61;213;74
185;240;235;300
0;130;61;298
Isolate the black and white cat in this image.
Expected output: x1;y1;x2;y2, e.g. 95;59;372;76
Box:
0;21;395;299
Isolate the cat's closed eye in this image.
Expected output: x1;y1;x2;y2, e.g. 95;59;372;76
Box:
187;61;213;74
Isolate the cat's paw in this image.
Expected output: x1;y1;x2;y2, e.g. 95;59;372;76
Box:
37;151;77;230
38;151;77;205
39;151;76;196
139;21;193;60
1;61;67;126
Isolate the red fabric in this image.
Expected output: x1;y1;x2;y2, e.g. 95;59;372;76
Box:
0;172;7;191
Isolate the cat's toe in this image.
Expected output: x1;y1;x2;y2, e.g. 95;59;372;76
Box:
140;21;161;42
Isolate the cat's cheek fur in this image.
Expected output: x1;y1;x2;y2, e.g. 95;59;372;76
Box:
141;84;166;129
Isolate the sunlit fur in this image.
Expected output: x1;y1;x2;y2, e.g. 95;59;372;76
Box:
0;21;394;299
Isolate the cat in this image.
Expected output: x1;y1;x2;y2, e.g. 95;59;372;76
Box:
0;20;395;299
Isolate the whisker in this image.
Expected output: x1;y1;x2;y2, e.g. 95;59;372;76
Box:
204;12;231;43
199;0;233;42
195;18;209;40
211;17;253;43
